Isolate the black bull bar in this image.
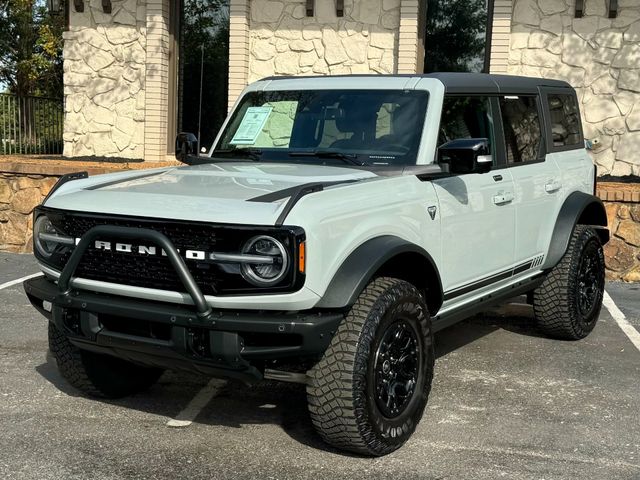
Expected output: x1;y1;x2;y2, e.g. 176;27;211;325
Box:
24;225;342;383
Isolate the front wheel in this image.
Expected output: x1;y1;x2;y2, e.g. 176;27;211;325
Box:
533;226;605;340
306;277;434;456
49;322;164;398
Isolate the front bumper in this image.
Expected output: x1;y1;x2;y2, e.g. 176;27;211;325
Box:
25;276;343;383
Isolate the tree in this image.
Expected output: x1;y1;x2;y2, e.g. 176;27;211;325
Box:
0;0;64;98
423;0;489;73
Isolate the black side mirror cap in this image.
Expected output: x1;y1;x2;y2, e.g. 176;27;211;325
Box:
175;132;199;163
438;138;492;174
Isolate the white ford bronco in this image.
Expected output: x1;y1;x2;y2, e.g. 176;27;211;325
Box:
24;73;609;456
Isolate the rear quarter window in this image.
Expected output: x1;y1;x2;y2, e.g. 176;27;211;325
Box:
547;93;582;148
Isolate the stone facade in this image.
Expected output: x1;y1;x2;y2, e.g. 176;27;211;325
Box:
508;0;640;176
247;0;400;82
63;0;147;160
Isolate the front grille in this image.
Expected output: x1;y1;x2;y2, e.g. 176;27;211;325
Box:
40;208;303;296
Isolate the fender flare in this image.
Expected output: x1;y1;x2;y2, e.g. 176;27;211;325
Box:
542;191;609;270
315;235;443;313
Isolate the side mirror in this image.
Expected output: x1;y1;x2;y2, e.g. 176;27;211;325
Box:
438;138;492;174
175;132;199;163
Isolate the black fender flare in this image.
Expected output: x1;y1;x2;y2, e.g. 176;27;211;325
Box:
315;235;443;313
542;191;609;270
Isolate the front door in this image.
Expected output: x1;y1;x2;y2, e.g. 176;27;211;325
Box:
432;96;516;300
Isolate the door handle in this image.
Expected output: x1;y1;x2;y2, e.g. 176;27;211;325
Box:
493;191;514;205
545;180;562;193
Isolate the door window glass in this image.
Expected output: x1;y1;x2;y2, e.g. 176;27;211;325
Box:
547;94;582;147
500;96;542;164
438;96;495;164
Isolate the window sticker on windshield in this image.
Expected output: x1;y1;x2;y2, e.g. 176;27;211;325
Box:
230;106;273;145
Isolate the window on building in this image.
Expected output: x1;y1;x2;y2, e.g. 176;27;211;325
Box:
438;96;495;164
500;96;543;164
547;94;582;148
423;0;494;73
175;0;230;153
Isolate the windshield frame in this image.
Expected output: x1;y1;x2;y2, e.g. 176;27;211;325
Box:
210;88;431;168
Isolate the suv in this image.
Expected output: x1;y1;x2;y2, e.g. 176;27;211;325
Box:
24;73;609;456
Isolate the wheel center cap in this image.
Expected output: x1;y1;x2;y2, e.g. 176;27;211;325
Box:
382;360;391;374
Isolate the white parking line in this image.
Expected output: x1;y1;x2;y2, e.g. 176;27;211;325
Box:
0;273;42;291
603;290;640;352
166;378;222;428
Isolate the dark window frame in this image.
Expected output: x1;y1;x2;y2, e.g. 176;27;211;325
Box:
540;88;584;154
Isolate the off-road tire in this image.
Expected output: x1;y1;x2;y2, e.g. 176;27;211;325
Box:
306;277;434;456
48;322;164;398
533;225;605;340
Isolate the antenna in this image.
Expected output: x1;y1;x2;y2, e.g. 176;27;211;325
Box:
197;43;204;155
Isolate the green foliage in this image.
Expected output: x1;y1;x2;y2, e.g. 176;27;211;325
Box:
0;0;63;98
424;0;489;73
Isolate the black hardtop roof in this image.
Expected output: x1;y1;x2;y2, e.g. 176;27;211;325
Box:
426;72;572;94
262;72;574;95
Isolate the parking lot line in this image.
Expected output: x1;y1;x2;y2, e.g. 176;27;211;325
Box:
603;290;640;352
166;378;222;428
0;273;42;291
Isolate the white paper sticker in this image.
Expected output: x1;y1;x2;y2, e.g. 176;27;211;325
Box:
230;106;273;145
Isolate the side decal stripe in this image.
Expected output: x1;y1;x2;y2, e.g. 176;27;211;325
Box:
443;255;543;301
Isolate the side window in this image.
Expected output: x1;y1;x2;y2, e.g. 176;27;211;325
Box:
499;96;543;164
438;96;495;163
547;94;582;148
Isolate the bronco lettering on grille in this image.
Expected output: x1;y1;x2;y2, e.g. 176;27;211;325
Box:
92;240;206;260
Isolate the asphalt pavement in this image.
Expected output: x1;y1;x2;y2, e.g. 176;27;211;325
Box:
0;252;638;480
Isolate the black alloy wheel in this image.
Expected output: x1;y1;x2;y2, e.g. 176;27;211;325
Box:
373;320;419;418
576;242;604;318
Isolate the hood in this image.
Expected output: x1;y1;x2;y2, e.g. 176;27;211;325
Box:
45;162;378;225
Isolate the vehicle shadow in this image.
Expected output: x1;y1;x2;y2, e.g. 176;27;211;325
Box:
33;298;547;456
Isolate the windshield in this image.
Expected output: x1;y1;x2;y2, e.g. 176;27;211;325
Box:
213;89;429;166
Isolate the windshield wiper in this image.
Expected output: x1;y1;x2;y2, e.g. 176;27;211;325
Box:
211;148;262;161
288;150;364;166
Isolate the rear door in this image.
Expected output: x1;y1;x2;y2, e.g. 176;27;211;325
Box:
497;94;562;271
432;95;516;299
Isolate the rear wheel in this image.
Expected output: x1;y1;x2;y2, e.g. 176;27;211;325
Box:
49;322;164;398
533;226;605;340
306;277;434;456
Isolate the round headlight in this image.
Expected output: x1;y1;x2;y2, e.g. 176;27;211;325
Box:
34;216;58;258
241;235;289;286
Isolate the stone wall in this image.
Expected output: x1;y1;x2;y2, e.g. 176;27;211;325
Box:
599;182;640;282
248;0;400;82
508;0;640;176
0;174;58;253
63;0;147;160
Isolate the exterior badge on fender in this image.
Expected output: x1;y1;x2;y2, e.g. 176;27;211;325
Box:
427;205;437;220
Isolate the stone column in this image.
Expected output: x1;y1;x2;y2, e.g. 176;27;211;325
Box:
228;0;251;111
489;0;513;73
397;0;420;74
143;0;171;161
62;0;147;160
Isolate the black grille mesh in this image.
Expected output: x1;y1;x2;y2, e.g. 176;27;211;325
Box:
43;210;300;295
